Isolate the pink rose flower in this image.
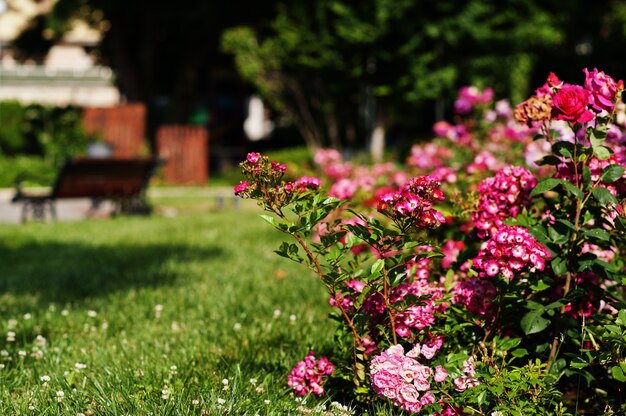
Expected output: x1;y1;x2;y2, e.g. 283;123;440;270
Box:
233;181;250;196
583;67;624;113
372;370;402;389
399;385;421;403
420;391;436;405
548;72;563;88
246;152;260;164
551;84;594;123
434;365;448;382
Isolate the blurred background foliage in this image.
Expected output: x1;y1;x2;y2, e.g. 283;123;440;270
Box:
0;101;93;185
5;0;626;185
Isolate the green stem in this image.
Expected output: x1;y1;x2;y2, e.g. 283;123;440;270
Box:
382;266;398;345
269;205;364;366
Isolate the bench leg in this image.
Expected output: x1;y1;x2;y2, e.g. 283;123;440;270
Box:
49;200;57;221
20;200;55;223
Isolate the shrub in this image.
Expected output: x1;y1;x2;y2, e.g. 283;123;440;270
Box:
0;155;56;187
0;101;92;163
236;68;626;414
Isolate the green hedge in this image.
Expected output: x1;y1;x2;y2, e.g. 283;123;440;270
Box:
0;155;56;188
0;101;92;163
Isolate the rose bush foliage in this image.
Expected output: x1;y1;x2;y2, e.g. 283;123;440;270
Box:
235;68;626;414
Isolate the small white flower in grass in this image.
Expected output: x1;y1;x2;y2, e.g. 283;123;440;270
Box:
28;405;35;411
289;314;297;322
491;412;504;416
264;399;270;405
0;350;8;359
35;335;47;348
161;385;170;400
56;390;65;402
64;371;70;377
217;398;226;405
87;310;97;318
23;313;32;320
7;319;17;329
0;364;5;369
31;349;44;360
40;375;50;386
61;309;69;316
273;309;282;318
249;378;257;386
154;304;163;319
170;365;177;373
18;350;26;358
255;386;265;394
233;323;242;331
192;399;200;406
75;362;87;370
77;413;86;416
6;331;16;342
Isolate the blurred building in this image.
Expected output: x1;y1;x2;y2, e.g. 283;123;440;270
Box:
0;0;119;106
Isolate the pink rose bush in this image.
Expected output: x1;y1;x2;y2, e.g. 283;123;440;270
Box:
471;166;537;238
370;344;453;414
235;68;626;414
473;225;551;279
288;351;334;396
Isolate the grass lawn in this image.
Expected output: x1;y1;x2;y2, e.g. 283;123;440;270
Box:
0;196;374;415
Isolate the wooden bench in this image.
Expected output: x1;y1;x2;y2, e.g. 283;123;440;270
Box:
12;157;162;222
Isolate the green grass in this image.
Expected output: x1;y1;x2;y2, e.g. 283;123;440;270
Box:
0;203;365;415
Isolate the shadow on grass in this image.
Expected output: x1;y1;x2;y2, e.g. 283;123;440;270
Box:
0;240;222;302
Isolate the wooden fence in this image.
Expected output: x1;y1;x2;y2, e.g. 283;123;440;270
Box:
83;104;146;157
156;125;208;185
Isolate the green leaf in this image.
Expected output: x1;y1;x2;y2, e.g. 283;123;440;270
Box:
344;233;361;248
582;228;610;242
590;128;607;147
570;356;588;370
551;256;567;276
593;145;613;160
561;181;584;200
498;337;521;351
530;178;583;199
260;214;278;227
582;166;591;188
549;358;567;375
553;141;574;158
617;309;626;326
476;390;487;405
548;223;570;244
370;259;385;276
530;280;550;292
511;348;528;358
611;365;626;382
521;310;550;335
600;164;625;184
530;178;560;196
591;186;618;204
556;219;576;231
535;155;562;166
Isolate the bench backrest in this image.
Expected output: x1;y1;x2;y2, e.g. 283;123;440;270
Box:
51;157;160;199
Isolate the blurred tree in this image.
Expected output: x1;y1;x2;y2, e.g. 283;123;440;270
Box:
14;0;626;156
12;0;279;143
222;0;565;155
